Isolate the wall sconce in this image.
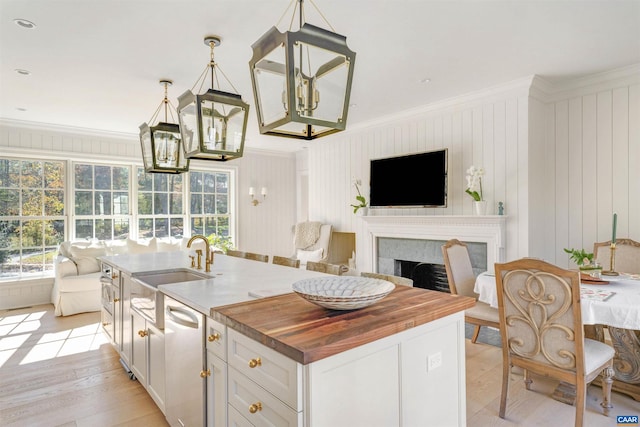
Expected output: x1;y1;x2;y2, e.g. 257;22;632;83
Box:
249;187;267;206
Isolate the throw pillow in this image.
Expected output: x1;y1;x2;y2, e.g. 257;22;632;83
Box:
157;238;181;252
68;242;107;259
296;248;324;265
74;256;101;275
127;237;157;254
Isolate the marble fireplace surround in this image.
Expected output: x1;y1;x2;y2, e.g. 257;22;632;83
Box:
361;215;507;273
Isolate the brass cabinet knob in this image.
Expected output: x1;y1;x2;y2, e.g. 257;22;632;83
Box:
114;298;120;303
207;333;221;342
248;402;263;414
138;330;148;338
248;357;262;368
200;369;211;378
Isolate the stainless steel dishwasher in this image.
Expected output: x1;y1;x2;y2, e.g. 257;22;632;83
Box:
164;296;205;427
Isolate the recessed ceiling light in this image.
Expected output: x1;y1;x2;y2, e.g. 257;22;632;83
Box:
420;78;431;84
14;19;36;29
15;69;31;76
16;107;28;112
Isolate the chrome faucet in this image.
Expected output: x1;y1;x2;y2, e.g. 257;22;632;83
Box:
187;235;212;272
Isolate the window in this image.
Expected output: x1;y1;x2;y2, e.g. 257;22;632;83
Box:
0;158;65;279
189;170;231;240
73;163;130;240
137;167;184;238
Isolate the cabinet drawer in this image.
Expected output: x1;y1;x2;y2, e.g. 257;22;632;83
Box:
206;317;227;361
227;404;254;427
228;367;301;427
227;329;301;410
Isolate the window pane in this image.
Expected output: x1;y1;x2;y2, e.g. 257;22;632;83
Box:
95;165;112;190
0;220;19;249
0;190;19;216
204;173;215;193
75;164;93;189
75;219;93;239
170;218;183;238
154;218;168;238
44;220;65;246
114;218;129;240
113;192;129;215
190;172;203;193
45;190;64;216
205;217;216;235
190;195;202;214
139;218;153;238
44;162;65;189
216;174;228;193
95;191;112;215
137;168;152;191
75;191;93;215
170;193;183;214
0;249;20;278
168;175;183;192
22;248;44;274
191;217;203;236
22;189;43;216
138;193;152;215
154;193;168;215
215;195;228;214
113;167;129;190
154;174;167;192
218;216;229;236
96;219;113;240
22;220;43;247
204;194;215;214
21;161;42;188
0;159;20;187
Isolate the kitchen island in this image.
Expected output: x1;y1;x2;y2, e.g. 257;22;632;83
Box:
100;251;475;426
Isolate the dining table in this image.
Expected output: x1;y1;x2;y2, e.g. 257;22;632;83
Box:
474;271;640;401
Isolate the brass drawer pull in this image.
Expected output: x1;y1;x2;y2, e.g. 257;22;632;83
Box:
200;369;211;378
248;402;262;414
138;330;148;338
248;357;262;368
208;333;220;342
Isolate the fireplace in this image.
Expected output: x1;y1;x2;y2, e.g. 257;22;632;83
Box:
361;215;506;278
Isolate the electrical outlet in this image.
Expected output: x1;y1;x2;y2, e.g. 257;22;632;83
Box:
427;352;442;371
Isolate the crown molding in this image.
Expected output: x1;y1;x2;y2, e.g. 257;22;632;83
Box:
0;118;139;141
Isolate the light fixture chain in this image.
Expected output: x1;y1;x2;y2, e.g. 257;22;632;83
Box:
163;82;169;122
308;0;336;32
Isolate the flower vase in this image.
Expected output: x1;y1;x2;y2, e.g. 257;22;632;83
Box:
357;207;369;216
473;200;487;216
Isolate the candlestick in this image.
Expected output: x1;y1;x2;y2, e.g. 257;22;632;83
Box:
602;242;619;276
612;213;617;244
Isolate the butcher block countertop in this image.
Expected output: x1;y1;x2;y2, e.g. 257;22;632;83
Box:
212;285;476;364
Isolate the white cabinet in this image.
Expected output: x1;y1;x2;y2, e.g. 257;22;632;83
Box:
120;272;133;370
206;317;228;427
131;308;166;414
220;311;467;427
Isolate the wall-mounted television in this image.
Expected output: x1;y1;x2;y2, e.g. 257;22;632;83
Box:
369;149;448;208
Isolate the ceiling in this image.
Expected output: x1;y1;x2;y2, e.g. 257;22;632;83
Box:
1;0;639;153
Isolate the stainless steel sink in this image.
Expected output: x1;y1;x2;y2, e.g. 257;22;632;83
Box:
135;269;211;288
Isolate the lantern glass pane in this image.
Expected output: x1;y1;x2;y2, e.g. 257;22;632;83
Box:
140;127;153;170
253;45;287;126
294;42;349;123
200;100;246;154
152;129;185;169
178;100;200;154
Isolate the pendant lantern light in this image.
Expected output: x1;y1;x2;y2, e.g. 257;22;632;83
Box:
249;0;356;140
177;36;249;161
139;80;189;174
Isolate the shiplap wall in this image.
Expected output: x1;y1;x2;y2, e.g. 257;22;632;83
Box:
540;69;640;267
0;122;296;308
304;79;533;273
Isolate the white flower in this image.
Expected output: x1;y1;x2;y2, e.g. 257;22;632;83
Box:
465;165;484;202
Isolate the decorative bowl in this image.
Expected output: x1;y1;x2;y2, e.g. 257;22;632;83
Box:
292;276;395;310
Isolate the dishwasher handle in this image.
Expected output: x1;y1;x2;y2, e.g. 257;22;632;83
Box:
165;305;199;329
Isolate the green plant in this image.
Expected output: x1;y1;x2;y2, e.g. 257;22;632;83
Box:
350;182;367;214
563;247;594;266
207;234;234;254
465;166;485;202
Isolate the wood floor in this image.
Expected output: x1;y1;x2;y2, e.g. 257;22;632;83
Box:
1;304;638;426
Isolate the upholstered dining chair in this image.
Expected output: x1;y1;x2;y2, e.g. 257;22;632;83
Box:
593;238;640;274
361;272;413;287
442;239;500;343
272;255;300;269
306;261;343;275
226;249;269;263
494;258;614;427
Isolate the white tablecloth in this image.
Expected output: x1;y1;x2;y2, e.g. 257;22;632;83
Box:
474;272;640;330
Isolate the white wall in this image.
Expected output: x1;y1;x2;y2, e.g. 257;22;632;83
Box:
0;121;297;308
538;65;640;267
300;64;640;272
303;78;533;272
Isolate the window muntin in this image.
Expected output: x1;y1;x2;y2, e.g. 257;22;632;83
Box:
0;158;65;279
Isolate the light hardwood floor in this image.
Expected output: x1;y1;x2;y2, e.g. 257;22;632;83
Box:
1;304;638;426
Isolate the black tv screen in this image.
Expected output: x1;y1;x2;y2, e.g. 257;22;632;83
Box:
369;149;448;208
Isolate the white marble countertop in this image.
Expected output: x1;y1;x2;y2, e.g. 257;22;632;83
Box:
101;251;326;316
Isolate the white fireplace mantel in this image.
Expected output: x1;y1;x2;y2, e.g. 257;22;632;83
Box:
361;215;507;270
